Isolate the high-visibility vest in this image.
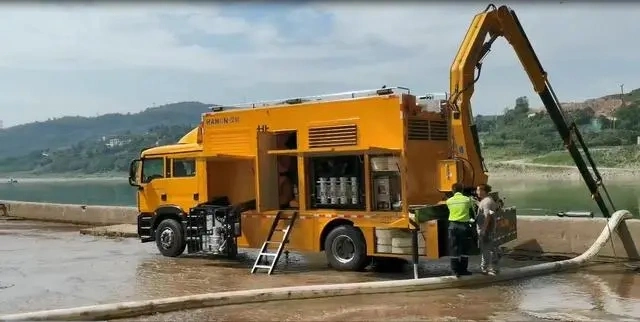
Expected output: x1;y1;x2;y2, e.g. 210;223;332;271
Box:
446;192;472;222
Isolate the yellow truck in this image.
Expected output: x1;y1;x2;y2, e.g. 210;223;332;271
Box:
129;3;615;274
128;86;517;273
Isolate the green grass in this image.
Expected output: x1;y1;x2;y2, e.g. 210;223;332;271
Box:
481;146;533;162
530;145;640;168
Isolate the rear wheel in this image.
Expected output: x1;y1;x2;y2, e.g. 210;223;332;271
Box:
155;218;186;257
324;225;369;271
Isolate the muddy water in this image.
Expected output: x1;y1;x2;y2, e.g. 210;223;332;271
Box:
1;219;639;321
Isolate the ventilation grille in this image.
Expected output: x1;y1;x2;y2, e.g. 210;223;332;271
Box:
308;124;358;148
407;118;448;141
203;130;251;155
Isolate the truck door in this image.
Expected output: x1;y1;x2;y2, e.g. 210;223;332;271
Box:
256;131;279;212
138;157;167;214
165;157;200;211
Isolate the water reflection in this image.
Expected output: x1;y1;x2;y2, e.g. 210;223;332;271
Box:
133;252;406;300
584;271;640;319
130;262;640;321
513;268;640;320
0;180;135;206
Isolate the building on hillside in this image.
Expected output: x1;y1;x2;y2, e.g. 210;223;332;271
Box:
590;118;603;132
101;136;131;149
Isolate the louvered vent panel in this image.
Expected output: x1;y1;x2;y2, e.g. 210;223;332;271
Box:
407;118;430;140
407;118;448;141
429;120;448;141
308;124;358;148
203;130;251;155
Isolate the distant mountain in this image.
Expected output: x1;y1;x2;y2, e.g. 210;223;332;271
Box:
0;101;212;159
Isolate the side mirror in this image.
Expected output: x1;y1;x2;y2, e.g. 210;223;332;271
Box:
128;159;142;188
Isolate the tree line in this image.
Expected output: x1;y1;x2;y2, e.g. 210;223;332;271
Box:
0;101;211;159
0;125;193;175
476;95;640;154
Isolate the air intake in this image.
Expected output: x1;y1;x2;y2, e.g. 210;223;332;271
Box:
407;118;448;141
308;124;358;148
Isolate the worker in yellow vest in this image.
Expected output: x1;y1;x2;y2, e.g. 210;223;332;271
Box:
446;182;474;276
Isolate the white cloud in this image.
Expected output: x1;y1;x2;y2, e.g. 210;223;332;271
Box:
0;2;638;127
0;4;228;72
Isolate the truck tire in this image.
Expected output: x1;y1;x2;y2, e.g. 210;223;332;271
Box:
155;218;186;257
324;225;369;271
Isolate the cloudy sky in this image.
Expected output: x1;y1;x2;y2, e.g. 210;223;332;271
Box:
0;1;638;128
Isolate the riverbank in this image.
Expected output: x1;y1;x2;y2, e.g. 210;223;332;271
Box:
486;161;640;182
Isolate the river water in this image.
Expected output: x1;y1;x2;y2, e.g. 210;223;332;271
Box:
0;177;638;217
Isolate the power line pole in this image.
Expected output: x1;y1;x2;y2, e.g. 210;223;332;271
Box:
612;83;625;130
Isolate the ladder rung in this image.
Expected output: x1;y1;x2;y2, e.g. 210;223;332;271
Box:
254;265;271;269
260;252;277;257
274;228;288;232
265;240;289;245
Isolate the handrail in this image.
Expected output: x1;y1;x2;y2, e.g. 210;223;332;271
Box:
214;86;413;110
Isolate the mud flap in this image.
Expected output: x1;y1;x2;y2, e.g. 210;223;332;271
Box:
492;207;517;246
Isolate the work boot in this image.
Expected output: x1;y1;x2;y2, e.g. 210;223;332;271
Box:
450;258;460;277
459;257;472;276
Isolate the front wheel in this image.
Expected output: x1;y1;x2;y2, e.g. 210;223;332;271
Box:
155;218;186;257
324;225;369;271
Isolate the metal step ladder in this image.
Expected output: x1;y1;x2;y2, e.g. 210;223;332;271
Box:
251;211;299;275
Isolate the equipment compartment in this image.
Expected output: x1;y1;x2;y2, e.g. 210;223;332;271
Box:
308;155;365;210
185;204;242;258
370;155;402;211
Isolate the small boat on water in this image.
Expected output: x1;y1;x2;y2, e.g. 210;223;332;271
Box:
6;178;18;184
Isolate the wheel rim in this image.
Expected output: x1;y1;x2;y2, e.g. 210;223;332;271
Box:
331;234;356;264
159;227;174;250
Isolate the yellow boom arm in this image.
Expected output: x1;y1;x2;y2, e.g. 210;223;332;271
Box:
447;4;615;217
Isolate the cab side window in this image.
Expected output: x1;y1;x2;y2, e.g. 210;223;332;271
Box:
172;159;196;177
142;158;164;183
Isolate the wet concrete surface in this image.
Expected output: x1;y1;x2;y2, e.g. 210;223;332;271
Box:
1;219;640;321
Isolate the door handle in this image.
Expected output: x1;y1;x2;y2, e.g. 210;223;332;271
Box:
161;193;167;201
193;193;199;201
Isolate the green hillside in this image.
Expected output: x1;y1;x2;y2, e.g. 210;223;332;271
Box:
0;124;193;175
0;101;212;159
1;87;640;176
477;93;640;159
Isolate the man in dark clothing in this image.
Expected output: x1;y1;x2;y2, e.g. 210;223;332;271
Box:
446;182;474;277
